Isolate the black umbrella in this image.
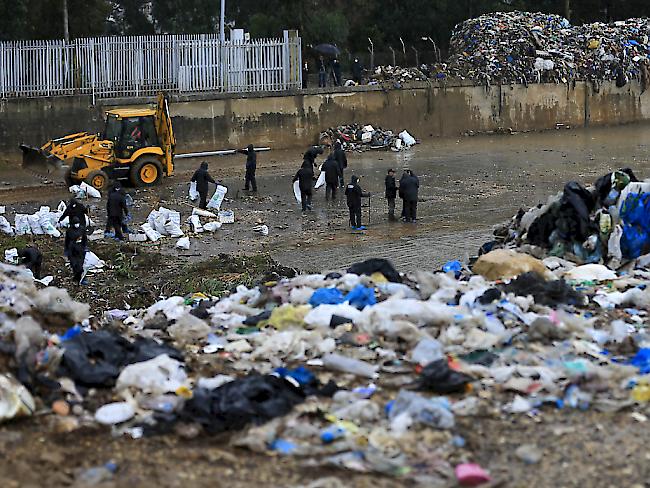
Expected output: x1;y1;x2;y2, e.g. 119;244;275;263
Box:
313;44;341;57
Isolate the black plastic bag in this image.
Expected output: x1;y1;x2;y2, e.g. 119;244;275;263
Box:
347;258;402;283
415;359;473;394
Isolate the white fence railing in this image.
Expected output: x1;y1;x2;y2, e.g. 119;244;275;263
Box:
0;32;302;99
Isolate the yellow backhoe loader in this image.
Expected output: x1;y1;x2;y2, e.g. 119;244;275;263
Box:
20;93;175;190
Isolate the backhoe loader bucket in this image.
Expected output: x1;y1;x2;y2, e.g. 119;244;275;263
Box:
20;144;62;175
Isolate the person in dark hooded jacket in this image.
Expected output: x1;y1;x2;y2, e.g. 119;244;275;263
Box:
333;141;348;188
400;171;419;223
68;233;86;285
303;146;324;168
66;216;87;256
385;169;397;221
106;183;129;240
293;160;315;211
399;170;409;220
238;144;258;192
59;198;88;227
321;154;341;200
17;246;42;279
345;175;369;230
191;161;217;209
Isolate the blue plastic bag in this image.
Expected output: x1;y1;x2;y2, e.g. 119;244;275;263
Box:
629;348;650;375
309;287;345;307
442;260;462;277
345;285;376;310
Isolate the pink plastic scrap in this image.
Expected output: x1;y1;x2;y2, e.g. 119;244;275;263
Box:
455;463;491;486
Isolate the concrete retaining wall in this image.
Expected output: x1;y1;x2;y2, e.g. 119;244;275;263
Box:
2;80;650;162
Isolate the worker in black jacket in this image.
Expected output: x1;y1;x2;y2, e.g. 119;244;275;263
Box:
399;170;409;221
106;183;129;240
293;160;315;211
385;169;397;221
400;170;420;223
68;234;86;285
238;144;258;192
321;154;341;200
17;246;42;279
191;162;217;209
333;141;348;188
59;198;88;227
65;216;87;256
303;146;324;168
345;175;369;230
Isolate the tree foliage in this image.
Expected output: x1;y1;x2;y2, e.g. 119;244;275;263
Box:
3;0;650;56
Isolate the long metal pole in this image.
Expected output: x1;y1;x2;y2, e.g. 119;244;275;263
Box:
220;0;226;42
63;0;70;42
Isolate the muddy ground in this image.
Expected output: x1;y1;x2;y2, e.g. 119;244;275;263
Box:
2;123;650;487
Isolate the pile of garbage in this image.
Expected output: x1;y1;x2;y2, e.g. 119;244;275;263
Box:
496;168;650;268
440;11;650;86
319;124;417;152
367;65;428;85
3;180;650;486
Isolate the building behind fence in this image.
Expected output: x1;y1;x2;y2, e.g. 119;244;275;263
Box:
0;31;302;100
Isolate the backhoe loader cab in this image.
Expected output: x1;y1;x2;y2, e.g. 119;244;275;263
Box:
21;93;175;191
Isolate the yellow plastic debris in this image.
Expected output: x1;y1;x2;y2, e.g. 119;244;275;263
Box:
370;272;388;284
265;304;310;330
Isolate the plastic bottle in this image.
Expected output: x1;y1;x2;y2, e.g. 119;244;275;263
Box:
76;462;117;485
411;338;444;366
320;425;347;444
321;354;378;378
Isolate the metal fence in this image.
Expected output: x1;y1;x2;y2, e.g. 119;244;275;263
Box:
0;32;302;100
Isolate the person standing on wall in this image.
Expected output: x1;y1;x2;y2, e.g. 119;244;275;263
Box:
318;56;327;88
238;144;258;192
191;161;217;209
385;168;397;221
332;57;342;86
333;140;348;188
352;58;363;84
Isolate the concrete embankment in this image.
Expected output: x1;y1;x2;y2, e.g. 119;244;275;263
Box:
2;80;650;161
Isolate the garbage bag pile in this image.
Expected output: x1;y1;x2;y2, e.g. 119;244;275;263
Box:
3;240;650;482
367;65;428;85
319;124;417;152
440;11;650;86
495;168;650;267
0;202;93;238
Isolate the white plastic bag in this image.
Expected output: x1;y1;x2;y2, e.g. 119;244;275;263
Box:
399;130;416;147
608;224;623;262
167;210;181;226
68;185;86;199
83;251;105;271
116;354;187;395
207;185;228;210
80;181;101;199
189;181;199;201
203;221;222;232
315;168;326;189
141;223;162;242
164;221;184;238
153;213;168;235
39;212;61;238
218;210;234;224
4;248;18;264
0;216;14;236
253;224;269;236
14;215;31;235
192;208;216;218
176;237;190;250
27;215;44;235
188;215;204;233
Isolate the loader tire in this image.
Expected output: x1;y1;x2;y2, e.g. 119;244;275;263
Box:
130;157;162;187
86;170;109;191
64;169;75;188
